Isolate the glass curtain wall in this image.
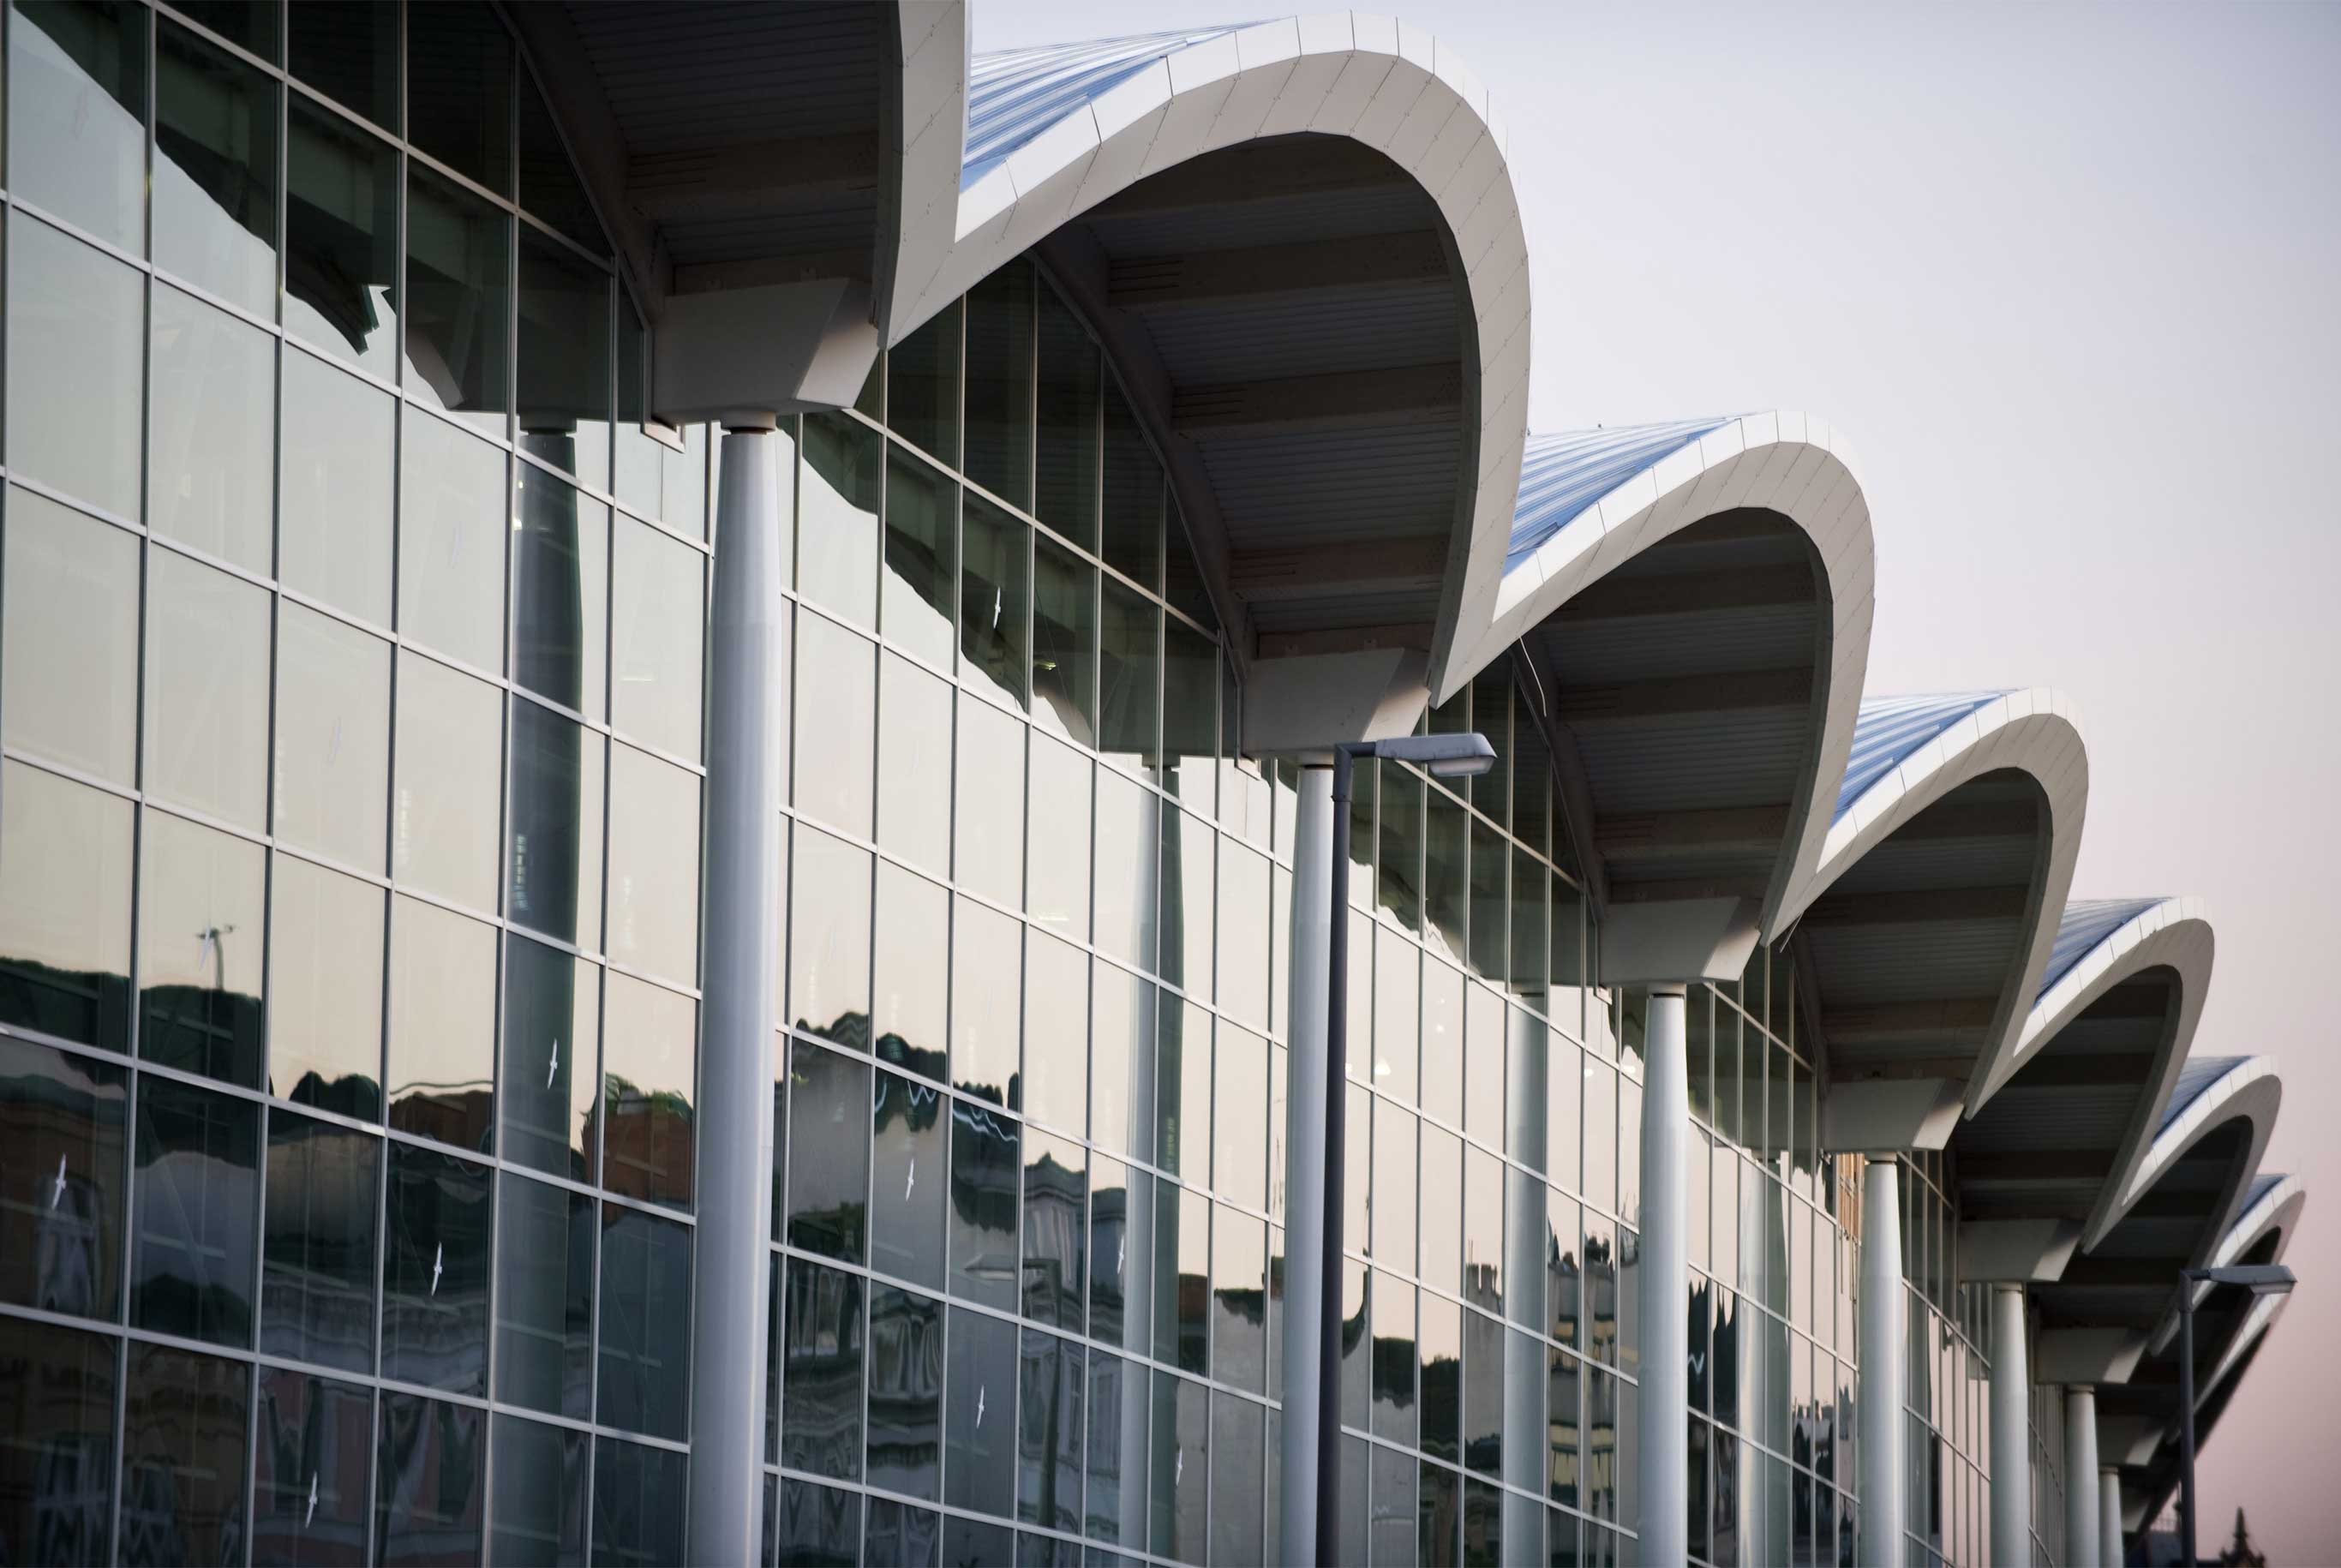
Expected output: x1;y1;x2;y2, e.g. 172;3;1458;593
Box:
0;3;705;1562
1899;1152;1995;1568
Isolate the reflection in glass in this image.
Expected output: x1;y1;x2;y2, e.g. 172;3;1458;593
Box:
1033;538;1098;745
945;1305;1017;1517
949;1098;1021;1310
1157;997;1211;1182
891;296;961;467
261;1110;379;1374
873;863;947;1083
800;411;881;625
502;934;598;1183
121;1341;249;1568
267;854;383;1118
149;284;275;573
877;653;952;873
1465;1145;1503;1314
1149;1368;1207;1564
1093;769;1158;974
1099;578;1159;773
795;611;876;835
961;489;1029;708
1425;789;1470;970
1035;285;1100;548
785;1040;869;1261
1027;736;1091;943
1084;1349;1146;1547
964;259;1033;510
1470;819;1508;980
597;1203;691;1440
374;1394;484;1565
1375;925;1421;1106
520;75;605;259
12;218;143;518
281;348;397;624
1100;383;1162;589
1374;1099;1416;1274
0;1317;116;1561
394;648;506;913
276;603;392;873
782;1257;865;1480
1419;1122;1460;1295
871;1068;947;1290
790;827;871;1048
254;1368;372;1567
951;896;1021;1106
865;1283;942;1500
488;1413;586;1567
513;465;609;721
1368;1441;1414;1565
3;487;139;784
12;1;146;248
0;762;133;1049
611;514;704;758
1420;1290;1461;1465
1021;1128;1086;1332
147;545;272;830
285;96;400;372
132;1075;257;1345
137;811;264;1089
402;412;510;671
592;1435;686;1567
1161;619;1215;810
1021;931;1086;1137
0;1035;125;1320
1155;1182;1209;1377
885;444;957;669
382;1143;490;1395
289;0;394;129
1372;1271;1417;1446
602;973;696;1209
1213;1205;1267;1394
508;700;606;951
1089;1158;1148;1353
494;1173;592;1421
405;165;511;431
1211;1390;1266;1566
1019;1327;1083;1534
605;744;700;987
407;1;512;194
387;896;495;1150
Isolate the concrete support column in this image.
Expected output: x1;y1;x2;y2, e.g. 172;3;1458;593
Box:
1858;1158;1906;1567
1278;766;1333;1567
1636;985;1689;1567
2098;1468;2122;1568
1991;1284;2032;1567
687;422;787;1561
2063;1386;2099;1568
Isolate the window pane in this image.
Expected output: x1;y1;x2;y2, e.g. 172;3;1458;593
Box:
892;297;961;467
400;413;509;673
606;743;700;987
795;611;876;835
800;410;880;625
3;487;139;785
961;489;1028;708
0;762;133;1048
955;691;1024;909
951;896;1021;1106
146;546;271;830
1213;1204;1266;1394
1090;1158;1151;1360
1026;736;1090;942
488;1413;587;1566
282;347;396;623
1033;538;1096;745
1156;1182;1209;1376
1021;1128;1085;1332
1089;966;1155;1166
519;76;603;257
596;1202;691;1439
406;165;512;432
1161;620;1214;809
877;653;952;873
0;1035;125;1320
1093;769;1157;973
1421;1291;1461;1463
964;260;1033;510
1156;997;1210;1182
406;1;512;194
1100;385;1161;589
945;1305;1018;1517
500;934;598;1184
260;1108;380;1373
1373;1270;1419;1446
1420;1123;1460;1294
267;854;383;1117
1375;1099;1418;1272
603;973;696;1209
490;1171;592;1422
276;603;392;873
1375;925;1421;1106
382;1143;491;1394
789;826;871;1049
1099;578;1159;773
392;651;502;913
1470;820;1507;979
949;1098;1021;1310
866;1282;943;1500
121;1342;249;1568
871;1067;948;1290
1214;1022;1267;1212
785;1039;869;1261
1426;789;1469;969
508;699;606;950
1016;1327;1083;1534
592;1434;686;1568
1165;496;1214;631
874;863;948;1083
884;443;957;669
1148;1368;1206;1562
611;514;703;757
1021;932;1086;1138
11;1;147;249
781;1256;865;1479
1217;841;1270;1032
513;468;609;720
1422;958;1463;1128
132;1074;259;1345
150;281;275;574
386;895;495;1148
1083;1349;1146;1545
1034;287;1099;549
0;1317;117;1561
290;0;394;129
7;218;142;519
374;1394;485;1565
253;1368;371;1566
1210;1389;1265;1566
285;96;399;372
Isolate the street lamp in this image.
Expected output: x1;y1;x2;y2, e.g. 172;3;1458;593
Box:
1317;733;1495;1563
2176;1264;2294;1564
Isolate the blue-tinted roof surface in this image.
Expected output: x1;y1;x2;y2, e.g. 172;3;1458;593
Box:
965;27;1244;189
2163;1056;2247;1134
1503;421;1733;572
2239;1171;2287;1214
1834;692;2009;818
2037;897;2166;998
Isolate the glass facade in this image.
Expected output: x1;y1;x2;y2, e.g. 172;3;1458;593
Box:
0;3;701;1562
0;5;2081;1568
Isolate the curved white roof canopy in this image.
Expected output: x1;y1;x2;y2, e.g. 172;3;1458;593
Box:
1439;415;1876;981
1775;691;2087;1146
892;10;1531;721
1950;898;2213;1274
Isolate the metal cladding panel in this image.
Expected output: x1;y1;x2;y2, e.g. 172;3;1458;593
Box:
2162;1056;2248;1134
1135;287;1459;385
1834;691;2009;818
568;3;882;153
965;27;1246;188
2039;897;2167;997
1503;421;1736;571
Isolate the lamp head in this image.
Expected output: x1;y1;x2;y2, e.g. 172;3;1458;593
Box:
1367;732;1497;779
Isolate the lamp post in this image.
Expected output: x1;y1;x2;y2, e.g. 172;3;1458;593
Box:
1316;731;1494;1564
2176;1263;2293;1565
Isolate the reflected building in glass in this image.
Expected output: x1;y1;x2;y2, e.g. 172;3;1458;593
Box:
0;4;2299;1568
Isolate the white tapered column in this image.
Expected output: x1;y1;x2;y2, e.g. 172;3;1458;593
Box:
1278;766;1333;1566
2064;1386;2099;1568
1858;1158;1906;1566
687;423;787;1561
2098;1467;2122;1568
1636;985;1689;1566
1991;1284;2032;1567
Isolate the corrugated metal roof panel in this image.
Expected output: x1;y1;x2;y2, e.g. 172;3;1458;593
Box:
1835;692;2009;817
966;27;1246;188
2038;897;2166;998
1505;421;1734;571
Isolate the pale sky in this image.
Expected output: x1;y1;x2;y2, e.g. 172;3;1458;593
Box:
973;1;2341;1550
